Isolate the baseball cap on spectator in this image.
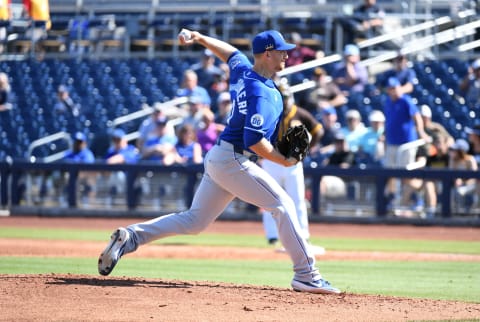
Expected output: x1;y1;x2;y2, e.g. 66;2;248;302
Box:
368;110;385;123
252;30;296;54
420;104;432;118
465;124;480;136
111;128;126;139
346;109;361;120
344;44;360;56
57;85;68;93
471;59;480;70
386;77;401;88
322;106;337;115
450;139;469;152
203;49;214;57
217;91;231;104
73;132;87;142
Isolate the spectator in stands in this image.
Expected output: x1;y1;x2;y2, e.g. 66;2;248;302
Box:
465;124;480;210
64;132;95;163
105;128;139;165
136;108;174;151
312;106;341;161
176;69;212;107
299;67;347;116
285;32;322;67
319;132;356;199
401;130;452;218
334;0;386;47
332;44;369;95
340;109;368;153
420;104;454;149
103;128;139;204
0;72;12;112
211;62;230;94
173;123;203;165
383;77;429;210
140;116;178;165
0;0;10;54
376;52;417;95
63;132;96;203
21;0;51;56
214;91;232;126
402;104;453;216
180;95;209;129
466;125;480;166
448;138;478;212
191;49;225;95
54;85;80;117
357;109;385;164
173;123;204;208
196;108;223;155
459;58;480;109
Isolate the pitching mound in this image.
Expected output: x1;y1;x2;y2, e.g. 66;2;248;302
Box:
2;274;480;322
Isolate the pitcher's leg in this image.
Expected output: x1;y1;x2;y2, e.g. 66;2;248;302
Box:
218;161;319;282
124;173;234;253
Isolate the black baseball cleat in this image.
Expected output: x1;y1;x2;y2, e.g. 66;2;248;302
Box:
98;227;129;276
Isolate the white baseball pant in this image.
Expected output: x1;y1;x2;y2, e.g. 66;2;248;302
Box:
124;141;321;282
261;159;309;241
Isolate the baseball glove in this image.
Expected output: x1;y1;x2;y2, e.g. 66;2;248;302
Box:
276;125;311;161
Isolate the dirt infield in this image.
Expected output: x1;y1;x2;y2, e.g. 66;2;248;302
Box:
1;216;480;321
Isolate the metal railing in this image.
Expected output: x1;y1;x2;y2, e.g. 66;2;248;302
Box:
2;160;479;223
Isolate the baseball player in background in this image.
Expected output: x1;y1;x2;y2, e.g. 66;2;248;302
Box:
98;28;340;294
262;78;326;255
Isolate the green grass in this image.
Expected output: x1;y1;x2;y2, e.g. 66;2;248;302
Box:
1;227;480;254
1;256;479;303
1;226;480;303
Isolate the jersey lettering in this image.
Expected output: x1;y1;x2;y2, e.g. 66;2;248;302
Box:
231;78;248;115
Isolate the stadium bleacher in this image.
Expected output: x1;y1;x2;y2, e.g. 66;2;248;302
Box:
0;2;478;160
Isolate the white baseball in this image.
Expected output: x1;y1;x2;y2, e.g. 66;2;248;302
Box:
179;29;192;41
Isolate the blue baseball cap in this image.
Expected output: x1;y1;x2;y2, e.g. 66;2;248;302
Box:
252;30;296;54
73;132;87;141
322;106;337;115
111;128;126;139
386;77;401;88
57;85;68;93
344;44;360;56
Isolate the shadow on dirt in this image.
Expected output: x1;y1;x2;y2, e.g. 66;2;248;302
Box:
47;276;193;289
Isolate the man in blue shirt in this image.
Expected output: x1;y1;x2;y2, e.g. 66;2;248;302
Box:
383;77;429;212
376;52;417;95
98;29;340;295
63;132;95;203
64;132;95;163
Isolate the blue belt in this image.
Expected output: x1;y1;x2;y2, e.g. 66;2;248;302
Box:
216;139;258;162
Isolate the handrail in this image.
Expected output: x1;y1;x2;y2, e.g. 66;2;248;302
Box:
458;39;480;52
396;139;425;160
111;96;189;128
277;15;454;78
395;139;426;171
27;131;72;162
285;16;480;95
356;16;453;49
